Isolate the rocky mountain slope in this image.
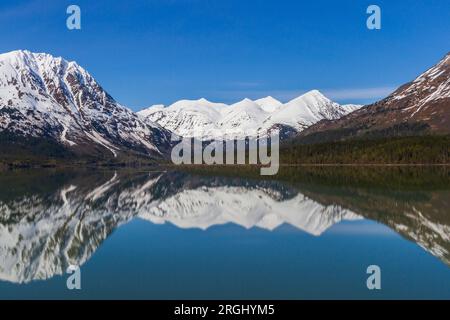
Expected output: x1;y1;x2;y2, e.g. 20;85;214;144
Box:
296;52;450;143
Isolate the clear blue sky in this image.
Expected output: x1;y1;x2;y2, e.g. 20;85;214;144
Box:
1;0;449;110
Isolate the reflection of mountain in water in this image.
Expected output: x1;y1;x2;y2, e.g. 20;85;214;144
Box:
300;185;450;267
0;169;448;283
0;170;359;283
142;185;359;233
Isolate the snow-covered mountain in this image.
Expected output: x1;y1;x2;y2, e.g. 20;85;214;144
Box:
139;98;228;139
298;52;450;142
0;50;172;159
138;90;361;139
259;90;360;133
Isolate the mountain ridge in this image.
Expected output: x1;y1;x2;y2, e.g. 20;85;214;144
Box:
138;90;361;139
2;49;448;165
295;52;450;143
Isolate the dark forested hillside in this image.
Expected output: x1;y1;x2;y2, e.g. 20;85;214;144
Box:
280;135;450;164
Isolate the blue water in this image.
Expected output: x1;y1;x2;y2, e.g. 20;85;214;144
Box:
1;219;449;299
0;168;449;299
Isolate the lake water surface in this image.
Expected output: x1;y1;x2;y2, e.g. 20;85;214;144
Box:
0;167;449;299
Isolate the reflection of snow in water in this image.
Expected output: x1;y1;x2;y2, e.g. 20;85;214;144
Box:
0;171;448;284
141;186;360;234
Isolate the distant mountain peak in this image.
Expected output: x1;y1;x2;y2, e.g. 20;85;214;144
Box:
255;96;282;112
304;89;323;96
231;98;255;106
292;90;329;103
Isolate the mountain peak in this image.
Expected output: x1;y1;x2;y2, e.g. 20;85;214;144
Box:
168;98;227;111
287;90;331;106
302;89;326;99
0;50;86;83
0;49;33;58
1;50;73;65
254;96;282;113
255;96;281;104
234;98;254;104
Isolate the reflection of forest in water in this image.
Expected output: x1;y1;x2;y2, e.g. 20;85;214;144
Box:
0;166;448;284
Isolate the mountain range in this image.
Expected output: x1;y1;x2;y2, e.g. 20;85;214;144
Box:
137;90;361;139
0;50;361;162
0;49;449;163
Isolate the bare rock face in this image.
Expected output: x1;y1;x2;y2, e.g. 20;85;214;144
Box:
0;50;172;159
298;53;450;143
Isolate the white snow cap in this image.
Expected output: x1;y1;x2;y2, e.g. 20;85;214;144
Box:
138;89;362;139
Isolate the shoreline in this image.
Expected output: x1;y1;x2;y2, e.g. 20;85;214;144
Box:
2;162;450;171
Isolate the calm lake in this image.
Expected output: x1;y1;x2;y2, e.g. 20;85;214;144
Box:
0;166;449;299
